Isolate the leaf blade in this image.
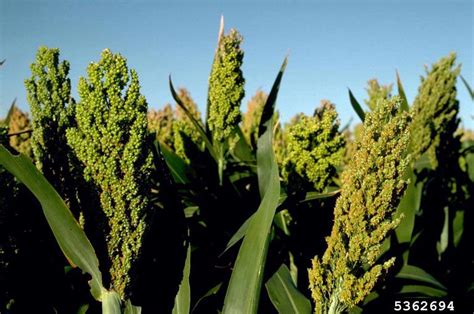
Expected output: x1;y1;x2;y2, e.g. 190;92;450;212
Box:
348;88;365;122
169;77;218;161
396;265;447;290
265;264;312;314
172;245;191;314
222;57;285;314
0;145;104;300
396;70;410;111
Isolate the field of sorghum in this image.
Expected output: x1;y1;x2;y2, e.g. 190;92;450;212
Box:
1;20;473;314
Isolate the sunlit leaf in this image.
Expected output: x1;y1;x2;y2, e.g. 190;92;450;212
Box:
102;290;122;314
223;57;286;314
396;70;410;111
265;264;311;314
460;75;474;101
348;88;365;122
173;245;191;314
170;77;218;161
0;145;104;300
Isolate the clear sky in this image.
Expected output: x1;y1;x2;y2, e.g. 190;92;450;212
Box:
1;0;473;129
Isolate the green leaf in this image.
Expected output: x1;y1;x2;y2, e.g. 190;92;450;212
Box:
463;140;474;181
274;210;291;236
124;300;142;314
159;141;190;184
396;265;447;290
102;290;122;314
460;75;474;101
397;285;447;297
170;76;218;161
396;170;422;246
230;125;255;163
265;264;312;314
76;304;89;314
436;207;449;257
0;145;104;300
348;88;365;122
396;70;410;111
257;56;287;197
223;58;285;314
300;189;340;203
453;211;464;248
258;57;288;139
220;213;254;257
184;206;199;218
173;245;191;314
192;283;223;313
3;98;17;127
277;188;340;206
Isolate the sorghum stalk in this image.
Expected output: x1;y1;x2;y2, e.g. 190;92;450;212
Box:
308;97;412;314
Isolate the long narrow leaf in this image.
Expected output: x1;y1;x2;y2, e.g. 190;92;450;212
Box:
396;70;410;111
258;57;288;139
173;245;191;314
0;145;104;300
3;98;17;127
222;174;338;257
159;142;190;184
230;125;255;162
398;285;447;297
348;88;365;122
223;58;285;314
124;300;142;314
396;265;447;290
396;170;422;246
169;77;218;161
102;290;122;314
300;189;340;203
265;264;311;314
257;57;287;197
220;213;254;257
460;75;474;100
222;136;280;314
191;283;223;313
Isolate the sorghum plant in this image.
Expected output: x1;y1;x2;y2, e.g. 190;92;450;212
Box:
66;49;154;299
411;53;460;167
364;79;393;111
207;28;245;143
207;28;245;181
173;88;204;162
242;89;267;148
148;104;175;149
283;101;345;193
308;97;412;314
25;47;80;213
7;105;32;157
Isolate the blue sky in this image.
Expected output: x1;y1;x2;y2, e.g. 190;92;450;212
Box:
1;0;473;129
